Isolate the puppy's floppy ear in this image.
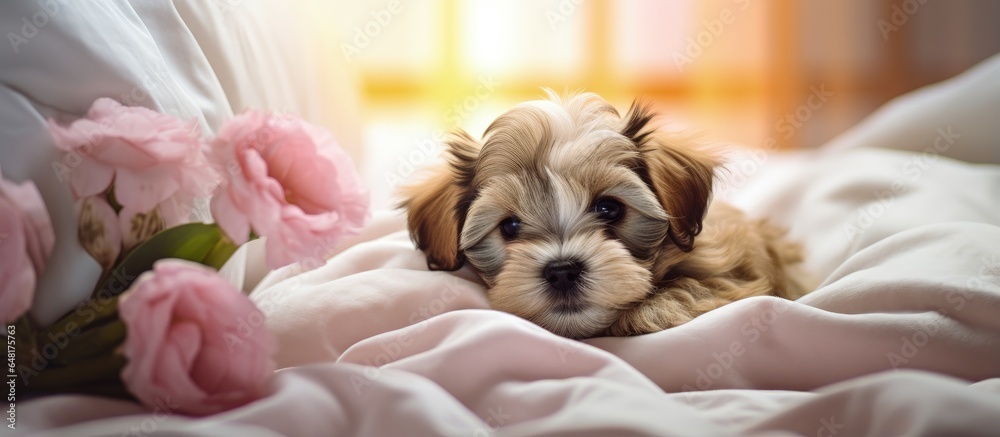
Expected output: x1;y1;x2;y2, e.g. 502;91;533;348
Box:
398;131;480;271
622;100;719;252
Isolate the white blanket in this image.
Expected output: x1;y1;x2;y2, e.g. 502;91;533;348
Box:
19;114;1000;437
17;143;1000;435
6;2;1000;435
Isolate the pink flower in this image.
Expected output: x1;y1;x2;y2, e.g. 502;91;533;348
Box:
77;196;122;270
119;259;276;415
0;169;55;324
48;98;216;233
208;111;368;269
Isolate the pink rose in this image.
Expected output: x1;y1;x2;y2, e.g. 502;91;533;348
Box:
209;111;368;269
0;169;55;324
48;98;216;235
119;259;276;415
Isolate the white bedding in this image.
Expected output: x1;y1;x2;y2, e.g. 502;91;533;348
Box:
16;145;1000;436
4;3;1000;436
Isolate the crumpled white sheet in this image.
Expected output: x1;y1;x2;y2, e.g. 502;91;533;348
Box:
8;2;1000;435
18;141;1000;436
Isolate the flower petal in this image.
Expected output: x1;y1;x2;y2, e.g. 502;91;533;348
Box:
0;202;36;324
92;136;159;169
119;205;165;252
157;195;196;228
86;97;125;119
114;166;180;214
52;99;212;232
48;118;106;152
209;112;371;270
77;196;122;270
118;260;275;415
69;158;114;199
0;172;56;272
211;191;250;245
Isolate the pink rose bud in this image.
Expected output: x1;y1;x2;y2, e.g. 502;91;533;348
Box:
0;169;55;324
208;111;369;270
119;259;276;415
77;196;122;270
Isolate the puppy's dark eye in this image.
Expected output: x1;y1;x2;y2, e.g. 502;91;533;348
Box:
593;198;624;222
499;217;521;239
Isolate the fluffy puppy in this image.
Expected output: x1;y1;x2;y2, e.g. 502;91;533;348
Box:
401;92;810;339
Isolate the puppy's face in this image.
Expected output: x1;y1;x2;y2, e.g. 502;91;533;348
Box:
402;93;717;339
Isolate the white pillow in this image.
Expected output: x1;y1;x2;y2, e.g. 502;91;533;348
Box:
0;1;364;325
822;52;1000;165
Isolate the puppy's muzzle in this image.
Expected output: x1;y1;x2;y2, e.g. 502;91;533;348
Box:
542;260;583;294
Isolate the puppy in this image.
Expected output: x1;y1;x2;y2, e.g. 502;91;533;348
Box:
401;91;810;339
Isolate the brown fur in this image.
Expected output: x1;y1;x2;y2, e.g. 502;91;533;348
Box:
400;92;812;338
398;132;479;271
607;202;810;336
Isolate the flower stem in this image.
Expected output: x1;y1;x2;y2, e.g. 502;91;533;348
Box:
203;230;239;270
25;353;127;390
51;319;126;366
41;382;134;400
12;315;37;373
42;295;120;344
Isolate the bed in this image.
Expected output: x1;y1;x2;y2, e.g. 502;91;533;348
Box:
4;2;1000;436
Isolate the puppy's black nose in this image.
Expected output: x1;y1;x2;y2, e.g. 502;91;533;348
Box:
543;260;582;293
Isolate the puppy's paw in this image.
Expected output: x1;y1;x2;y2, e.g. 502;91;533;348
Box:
605;294;696;336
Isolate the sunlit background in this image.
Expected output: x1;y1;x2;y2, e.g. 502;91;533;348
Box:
288;0;1000;209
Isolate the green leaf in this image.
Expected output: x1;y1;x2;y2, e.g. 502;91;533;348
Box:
202;233;240;271
91;222;231;298
50;319;126;366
